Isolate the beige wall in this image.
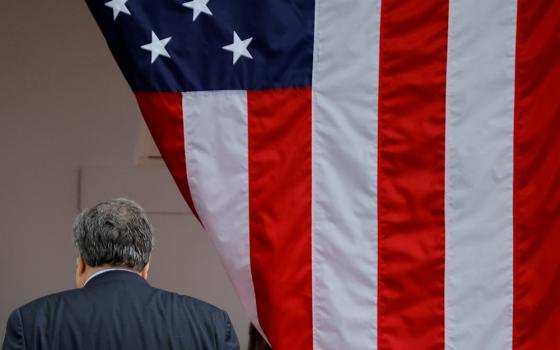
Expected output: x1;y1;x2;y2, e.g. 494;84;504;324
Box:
0;0;249;346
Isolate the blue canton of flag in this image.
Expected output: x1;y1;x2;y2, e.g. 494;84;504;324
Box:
86;0;315;92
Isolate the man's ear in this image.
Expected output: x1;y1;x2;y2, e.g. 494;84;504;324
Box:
140;262;150;280
75;256;87;288
77;256;87;274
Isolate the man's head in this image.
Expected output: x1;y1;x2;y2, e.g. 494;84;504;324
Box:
72;198;153;287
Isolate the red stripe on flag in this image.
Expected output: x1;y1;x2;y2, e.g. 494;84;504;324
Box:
377;1;448;349
248;88;313;350
135;92;199;219
513;1;560;348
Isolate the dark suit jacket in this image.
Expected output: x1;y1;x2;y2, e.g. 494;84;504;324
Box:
2;270;239;350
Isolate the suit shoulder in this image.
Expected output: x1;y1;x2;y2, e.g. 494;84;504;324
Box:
149;288;239;348
17;288;83;315
153;288;228;318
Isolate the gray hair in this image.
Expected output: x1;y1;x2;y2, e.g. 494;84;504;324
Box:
73;198;153;271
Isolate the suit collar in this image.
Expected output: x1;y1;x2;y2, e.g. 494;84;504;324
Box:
84;269;149;288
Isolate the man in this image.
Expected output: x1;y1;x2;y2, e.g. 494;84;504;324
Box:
2;198;239;350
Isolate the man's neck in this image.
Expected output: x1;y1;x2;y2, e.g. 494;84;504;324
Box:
83;266;139;287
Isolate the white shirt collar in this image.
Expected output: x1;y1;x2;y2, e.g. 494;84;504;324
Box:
84;268;138;286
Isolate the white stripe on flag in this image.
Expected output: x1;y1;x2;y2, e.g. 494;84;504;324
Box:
312;0;381;348
445;0;517;348
182;91;263;333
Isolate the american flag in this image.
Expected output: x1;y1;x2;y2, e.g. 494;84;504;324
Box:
85;0;560;348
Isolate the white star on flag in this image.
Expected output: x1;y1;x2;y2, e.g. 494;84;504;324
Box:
141;31;172;64
182;0;212;21
222;31;253;65
104;0;131;20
